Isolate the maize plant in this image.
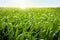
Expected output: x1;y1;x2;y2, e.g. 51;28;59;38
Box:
0;8;60;40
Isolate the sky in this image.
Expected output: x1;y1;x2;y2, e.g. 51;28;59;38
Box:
0;0;60;7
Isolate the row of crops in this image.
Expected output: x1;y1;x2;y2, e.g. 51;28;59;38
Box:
0;8;60;40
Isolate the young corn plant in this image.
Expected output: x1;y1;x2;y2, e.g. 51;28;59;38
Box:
0;8;60;40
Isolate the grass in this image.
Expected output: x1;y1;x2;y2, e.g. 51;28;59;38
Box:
0;8;60;40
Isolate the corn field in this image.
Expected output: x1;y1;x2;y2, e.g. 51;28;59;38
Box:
0;8;60;40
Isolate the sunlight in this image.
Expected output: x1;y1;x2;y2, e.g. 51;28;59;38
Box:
19;0;27;9
20;4;27;9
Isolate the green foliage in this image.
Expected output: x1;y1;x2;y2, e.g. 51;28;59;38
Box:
0;8;60;40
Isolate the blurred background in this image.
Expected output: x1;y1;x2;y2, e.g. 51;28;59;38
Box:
0;0;60;8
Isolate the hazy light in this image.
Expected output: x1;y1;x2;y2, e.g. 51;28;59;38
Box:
18;0;27;8
20;3;27;9
0;0;60;8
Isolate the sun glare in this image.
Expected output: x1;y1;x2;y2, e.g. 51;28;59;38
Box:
20;4;27;9
19;0;27;9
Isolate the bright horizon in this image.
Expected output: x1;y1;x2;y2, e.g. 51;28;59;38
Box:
0;0;60;8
